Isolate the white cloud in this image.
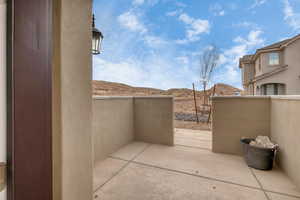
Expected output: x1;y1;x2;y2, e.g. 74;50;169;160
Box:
143;35;169;48
175;2;187;8
133;0;145;6
94;7;199;90
166;10;182;17
215;30;265;85
118;10;170;49
250;0;268;9
176;13;210;44
132;0;159;6
93;56;197;89
176;56;189;64
118;11;148;33
233;21;259;29
219;11;225;16
93;58;147;85
209;3;226;16
282;0;300;31
234;30;265;47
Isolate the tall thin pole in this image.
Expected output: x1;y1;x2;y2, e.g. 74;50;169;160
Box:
192;83;199;123
207;84;217;123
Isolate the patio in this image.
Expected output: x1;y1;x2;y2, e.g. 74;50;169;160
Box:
93;129;300;200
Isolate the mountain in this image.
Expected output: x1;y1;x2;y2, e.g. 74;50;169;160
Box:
92;80;242;114
93;80;241;97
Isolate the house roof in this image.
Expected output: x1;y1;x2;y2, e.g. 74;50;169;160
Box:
239;55;253;68
239;33;300;68
257;38;292;51
255;33;300;54
240;54;253;61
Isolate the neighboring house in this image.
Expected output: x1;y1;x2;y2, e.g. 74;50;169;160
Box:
239;34;300;95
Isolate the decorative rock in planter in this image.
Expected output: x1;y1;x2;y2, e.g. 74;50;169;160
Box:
241;136;278;170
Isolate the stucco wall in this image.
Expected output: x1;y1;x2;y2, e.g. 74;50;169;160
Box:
212;96;270;155
0;0;6;199
93;97;134;163
270;97;300;188
53;0;93;200
134;97;174;146
255;56;261;76
212;96;300;188
283;39;300;94
92;96;174;164
242;63;255;86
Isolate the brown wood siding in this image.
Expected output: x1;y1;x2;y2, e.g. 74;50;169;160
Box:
7;0;53;199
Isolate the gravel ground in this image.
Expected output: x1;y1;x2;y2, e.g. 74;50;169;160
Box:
174;112;209;122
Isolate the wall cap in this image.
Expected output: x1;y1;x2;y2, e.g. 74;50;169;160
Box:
211;95;300;101
93;95;173;100
134;96;173;99
211;95;270;100
93;96;134;100
270;95;300;101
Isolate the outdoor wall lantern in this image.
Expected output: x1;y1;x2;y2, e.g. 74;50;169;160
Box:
92;14;103;55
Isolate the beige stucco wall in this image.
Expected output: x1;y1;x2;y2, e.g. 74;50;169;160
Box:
241;62;255;95
270;97;300;188
242;63;255;85
92;96;174;164
53;0;93;200
282;39;300;94
0;0;6;198
134;97;174;146
93;97;134;163
254;70;289;94
212;96;300;188
255;56;261;76
212;96;270;155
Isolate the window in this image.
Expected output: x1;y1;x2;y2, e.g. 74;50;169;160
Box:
269;53;279;65
261;83;285;95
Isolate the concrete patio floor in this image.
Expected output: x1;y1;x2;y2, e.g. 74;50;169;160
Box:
93;129;300;200
174;128;212;150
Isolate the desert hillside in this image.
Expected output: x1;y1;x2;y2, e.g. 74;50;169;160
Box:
93;80;241;114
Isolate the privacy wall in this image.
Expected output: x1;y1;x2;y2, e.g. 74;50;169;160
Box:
212;96;270;155
212;96;300;189
270;97;300;188
93;97;134;163
93;96;174;164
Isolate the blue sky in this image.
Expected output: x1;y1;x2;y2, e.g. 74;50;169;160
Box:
93;0;300;89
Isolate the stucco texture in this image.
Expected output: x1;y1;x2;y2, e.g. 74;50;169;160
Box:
212;97;270;155
92;96;174;164
52;0;93;199
212;96;300;189
93;97;134;163
134;97;174;146
270;98;300;188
